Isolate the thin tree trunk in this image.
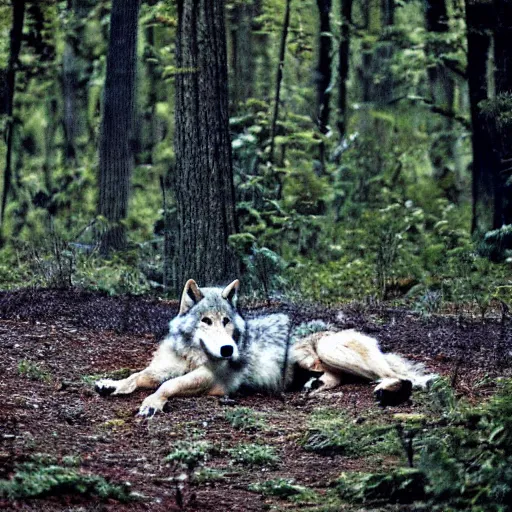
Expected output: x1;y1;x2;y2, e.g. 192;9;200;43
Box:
316;0;332;134
230;1;255;111
381;0;394;26
252;0;271;102
269;0;292;163
337;0;353;139
0;0;26;238
425;0;447;31
62;0;91;166
465;0;497;234
174;0;238;290
97;0;140;254
315;0;332;169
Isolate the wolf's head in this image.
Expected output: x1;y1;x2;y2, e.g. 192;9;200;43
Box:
171;279;245;361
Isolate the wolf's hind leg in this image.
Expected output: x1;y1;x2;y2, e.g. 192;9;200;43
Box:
316;331;399;381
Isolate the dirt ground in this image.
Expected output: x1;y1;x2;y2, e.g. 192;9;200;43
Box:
0;289;510;511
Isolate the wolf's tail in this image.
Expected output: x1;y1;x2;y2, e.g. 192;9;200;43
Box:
384;353;436;389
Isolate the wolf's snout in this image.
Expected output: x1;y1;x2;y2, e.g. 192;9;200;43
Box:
220;345;234;358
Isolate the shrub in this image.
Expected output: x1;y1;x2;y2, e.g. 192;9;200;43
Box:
0;463;133;502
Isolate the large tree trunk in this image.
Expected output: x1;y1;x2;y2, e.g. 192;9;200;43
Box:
465;0;497;234
173;0;238;290
337;0;353;139
0;0;26;238
492;0;512;227
424;0;459;203
97;0;140;254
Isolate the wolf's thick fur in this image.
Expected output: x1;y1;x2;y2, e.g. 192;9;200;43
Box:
95;279;434;417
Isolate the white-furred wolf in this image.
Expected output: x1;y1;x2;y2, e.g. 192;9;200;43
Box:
95;279;434;417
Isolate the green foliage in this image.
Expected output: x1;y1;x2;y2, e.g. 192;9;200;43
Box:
0;0;507;313
249;478;317;501
165;441;215;471
81;367;134;386
334;380;512;511
228;443;279;467
192;468;226;484
1;230;154;295
0;463;133;502
337;468;426;504
224;407;266;431
17;360;52;383
480;224;512;262
416;380;512;511
302;409;403;458
480;93;512;129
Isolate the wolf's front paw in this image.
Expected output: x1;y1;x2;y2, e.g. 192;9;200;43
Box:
137;394;167;418
95;379;118;397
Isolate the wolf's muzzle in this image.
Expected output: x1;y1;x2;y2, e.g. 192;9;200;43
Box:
200;338;237;360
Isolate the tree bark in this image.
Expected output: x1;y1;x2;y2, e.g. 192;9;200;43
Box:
315;0;332;135
424;0;459;202
269;0;292;163
173;0;238;290
97;0;140;254
337;0;353;139
492;0;512;227
425;0;448;31
0;0;26;237
465;0;497;234
381;0;394;26
315;0;332;169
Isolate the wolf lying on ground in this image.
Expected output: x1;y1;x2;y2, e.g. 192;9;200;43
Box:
95;279;434;417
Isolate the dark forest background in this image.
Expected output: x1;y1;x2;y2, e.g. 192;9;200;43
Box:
0;0;511;312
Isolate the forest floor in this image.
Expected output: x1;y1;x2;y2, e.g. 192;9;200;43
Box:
0;289;510;511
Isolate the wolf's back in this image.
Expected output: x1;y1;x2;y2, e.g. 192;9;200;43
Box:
242;313;292;391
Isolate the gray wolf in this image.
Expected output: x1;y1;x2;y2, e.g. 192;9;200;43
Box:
95;279;434;417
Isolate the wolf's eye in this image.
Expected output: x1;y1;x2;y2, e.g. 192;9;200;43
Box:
222;317;230;326
201;317;213;326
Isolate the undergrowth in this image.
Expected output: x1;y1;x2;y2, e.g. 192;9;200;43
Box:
0;462;133;502
330;378;512;511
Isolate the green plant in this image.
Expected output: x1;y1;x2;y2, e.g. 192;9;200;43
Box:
165;441;215;471
337;468;426;504
249;478;316;500
228;443;279;467
303;409;403;458
0;463;133;501
81;367;134;386
17;360;52;383
224;407;266;431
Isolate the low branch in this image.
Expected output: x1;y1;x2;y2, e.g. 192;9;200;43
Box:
389;95;471;130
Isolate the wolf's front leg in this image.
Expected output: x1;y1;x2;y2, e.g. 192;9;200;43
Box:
138;367;217;418
95;369;163;397
95;344;189;397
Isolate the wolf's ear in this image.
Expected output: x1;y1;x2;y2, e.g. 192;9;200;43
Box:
222;279;240;306
179;279;204;315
